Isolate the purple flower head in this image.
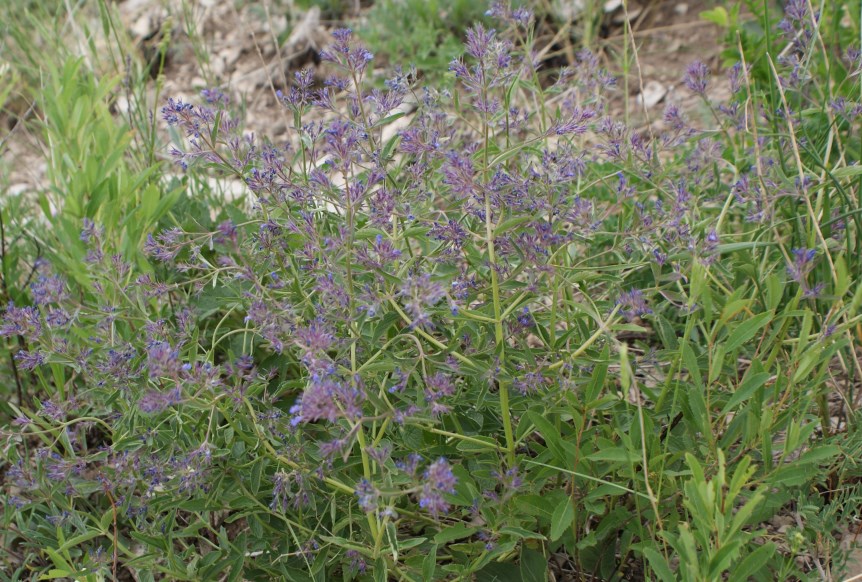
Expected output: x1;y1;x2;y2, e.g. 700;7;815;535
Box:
419;458;457;518
465;24;497;61
424;372;456;403
39;398;65;421
1;302;43;341
787;248;817;283
683;61;710;95
552;107;596;135
145;340;182;379
784;0;809;23
486;2;534;27
31;274;68;306
486;466;523;503
514;371;548;395
143;228;184;262
200;88;229;105
214;220;237;244
15;349;45;371
290;376;364;425
424;458;457;492
320;28;374;74
346;549;367;574
396;453;423;478
616;289;652;321
399;273;446;328
270;471;292;512
80;218;103;244
355;478;379;512
787;248;823;297
138;387;182;414
295;319;336;353
728;62;751;95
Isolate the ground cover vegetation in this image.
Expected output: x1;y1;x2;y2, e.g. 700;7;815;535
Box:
2;0;862;579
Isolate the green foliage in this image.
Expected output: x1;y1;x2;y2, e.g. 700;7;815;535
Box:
361;0;490;79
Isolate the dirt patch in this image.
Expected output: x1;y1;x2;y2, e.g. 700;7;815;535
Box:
598;0;731;129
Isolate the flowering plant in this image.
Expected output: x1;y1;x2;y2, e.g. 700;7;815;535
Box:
3;2;862;579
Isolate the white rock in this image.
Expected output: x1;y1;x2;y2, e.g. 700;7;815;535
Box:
636;81;668;109
604;0;622;13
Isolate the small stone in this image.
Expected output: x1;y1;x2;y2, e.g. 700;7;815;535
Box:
636;81;668;109
604;0;622;13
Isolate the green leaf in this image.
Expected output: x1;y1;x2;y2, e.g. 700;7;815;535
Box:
641;547;675;582
725;311;773;352
550;497;574;541
708;540;742;578
475;562;522;582
831;165;862;179
38;570;74;580
681;342;702;389
434;524;478;544
372;111;406;128
728;543;776;581
587;448;637;464
795;444;840;465
495;215;534;236
519;547;547;582
655;315;679;350
423;545;438;580
499;526;546;540
374;557;387;582
721;372;771;414
526;411;573;465
700;6;729;27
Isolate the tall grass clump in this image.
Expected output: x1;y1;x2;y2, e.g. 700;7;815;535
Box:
2;1;862;580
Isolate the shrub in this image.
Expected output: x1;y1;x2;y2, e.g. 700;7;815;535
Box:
3;2;862;580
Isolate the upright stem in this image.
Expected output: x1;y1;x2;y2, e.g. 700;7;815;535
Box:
481;74;516;466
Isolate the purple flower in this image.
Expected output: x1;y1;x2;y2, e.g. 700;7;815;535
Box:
143;228;184;262
355;479;379;512
270;471;292;512
80;218;102;243
399;273;446;328
683;61;709;95
486;2;533;27
39;399;65;421
396;453;422;478
15;349;45;370
45;308;71;328
552;107;596;135
787;248;823;297
419;458;457;518
514;371;548;395
464;24;496;61
138;387;182;414
295;320;336;353
424;373;456;403
787;248;817;283
617;289;652;321
1;303;43;341
200;88;229;105
31;274;68;305
492;467;523;502
290;376;364;424
346;549;367;574
145;341;182;379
